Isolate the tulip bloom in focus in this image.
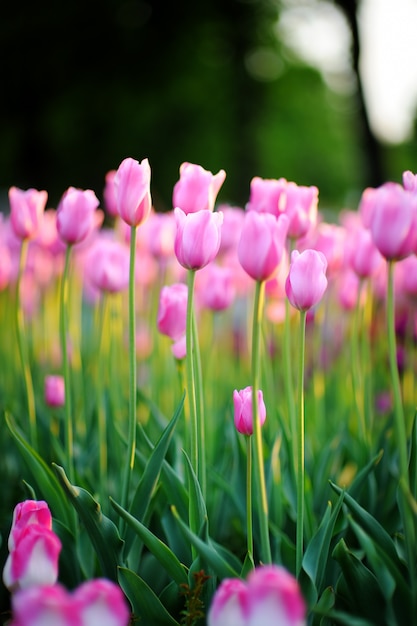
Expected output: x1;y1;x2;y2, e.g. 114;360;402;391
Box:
56;187;100;245
285;249;328;311
7;500;52;551
174;208;223;271
233;386;266;436
238;211;289;282
9;187;48;241
114;157;152;227
173;162;226;214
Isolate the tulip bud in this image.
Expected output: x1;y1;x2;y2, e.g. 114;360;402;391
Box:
56;187;100;245
75;578;130;626
285;249;328;311
173;162;226;214
174;208;223;271
9;187;48;241
157;283;188;341
233;386;266;436
114;157;152;227
44;375;66;408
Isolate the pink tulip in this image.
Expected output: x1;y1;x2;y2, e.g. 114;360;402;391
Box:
172;162;226;214
246;565;306;626
86;236;130;293
44;375;65;408
114;157;152;227
282;182;318;239
285;249;328;311
197;263;236;311
157;283;188;341
3;524;61;592
346;225;384;279
103;169;119;217
207;578;248;626
359;182;417;261
9;187;48;241
172;334;187;360
75;578;130;626
7;501;53;551
217;205;245;255
402;169;417;192
233;386;266;436
146;211;176;259
10;584;80;626
174;208;223;271
237;211;289;282
56;187;100;245
246;176;287;216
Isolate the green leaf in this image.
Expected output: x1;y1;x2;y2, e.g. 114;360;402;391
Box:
346;449;384;501
5;413;72;528
183;449;207;536
110;497;188;586
53;464;124;581
171;506;240;581
118;566;180;626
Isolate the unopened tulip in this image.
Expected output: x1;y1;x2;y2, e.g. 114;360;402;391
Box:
283;182;318;239
197;263;235;311
174;208;223;271
173;162;226;214
10;584;79;626
246;176;287;216
44;375;65;408
207;578;248;626
114;157;152;227
285;249;328;311
86;236;130;293
7;500;52;551
237;211;289;282
102;170;119;218
402;170;417;192
56;187;100;245
75;578;130;626
233;386;266;436
3;525;62;592
9;187;48;241
157;283;188;341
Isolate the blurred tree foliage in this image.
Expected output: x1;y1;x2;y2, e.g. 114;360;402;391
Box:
0;0;416;212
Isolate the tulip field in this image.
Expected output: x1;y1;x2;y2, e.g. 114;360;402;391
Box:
1;160;417;625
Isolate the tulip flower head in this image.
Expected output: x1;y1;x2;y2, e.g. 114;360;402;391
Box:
114;157;152;227
282;182;318;240
75;578;131;626
9;187;48;241
173;162;226;214
103;169;119;218
44;375;65;408
86;236;130;293
10;584;79;626
7;500;53;551
56;187;100;245
246;176;287;216
233;386;266;436
285;249;328;311
174;208;223;271
157;283;188;341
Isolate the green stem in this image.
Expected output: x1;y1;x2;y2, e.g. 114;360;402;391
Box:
121;226;138;514
192;309;206;498
387;260;415;585
284;281;298;480
296;309;306;576
351;279;368;447
186;270;198;476
97;293;109;504
246;435;254;562
251;280;271;564
60;244;74;482
16;239;37;449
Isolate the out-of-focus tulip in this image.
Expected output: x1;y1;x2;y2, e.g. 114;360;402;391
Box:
237;211;289;282
207;578;248;626
283;182;318;240
75;578;131;626
197;263;235;311
359;182;417;261
346;225;384;279
7;501;52;551
285;249;328;311
103;169;119;217
246;176;287;216
86;236;130;293
174;208;223;271
146;211;176;260
173;162;226;214
56;187;100;245
157;283;188;341
114;157;152;227
402;169;417;192
233;386;266;436
10;584;80;626
3;525;61;592
9;187;48;241
44;375;65;408
172;334;187;360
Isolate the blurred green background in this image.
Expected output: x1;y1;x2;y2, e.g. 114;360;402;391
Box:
1;0;416;213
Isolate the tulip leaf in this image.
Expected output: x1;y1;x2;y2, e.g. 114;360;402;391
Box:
110;497;188;585
53;464;124;581
5;412;72;529
118;566;180;625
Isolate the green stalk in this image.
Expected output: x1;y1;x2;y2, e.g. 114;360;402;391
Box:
60;244;74;482
251;280;271;564
192;309;206;498
121;225;138;514
15;239;37;449
296;309;306;576
185;270;198;477
387;260;415;586
351;279;368;447
96;293;109;504
246;435;254;563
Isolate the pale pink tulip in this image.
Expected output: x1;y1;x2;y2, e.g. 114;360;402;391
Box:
10;584;80;626
9;187;48;241
402;169;417;192
75;578;130;626
103;169;119;217
56;187;100;245
246;176;287;216
146;211;176;259
282;182;318;239
157;283;188;341
207;578;248;626
237;211;289;282
172;334;187;360
197;263;235;311
174;208;223;270
233;386;266;436
44;375;65;408
86;236;130;293
114;157;152;227
217;205;245;255
173;162;226;214
285;249;328;311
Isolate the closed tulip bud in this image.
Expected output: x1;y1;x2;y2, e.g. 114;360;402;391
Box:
56;187;100;245
86;237;130;293
114;157;152;227
8;500;52;551
238;211;289;282
157;283;188;341
246;176;287;216
233;386;266;436
197;263;235;311
9;187;48;241
75;579;130;626
207;578;248;626
3;525;61;592
173;162;226;214
285;249;328;311
174;208;223;271
103;170;119;218
44;375;65;408
283;182;318;239
10;584;79;626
